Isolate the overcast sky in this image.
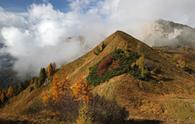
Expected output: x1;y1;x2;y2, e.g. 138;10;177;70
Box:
0;0;195;77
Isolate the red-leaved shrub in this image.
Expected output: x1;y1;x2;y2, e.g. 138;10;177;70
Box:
97;55;113;76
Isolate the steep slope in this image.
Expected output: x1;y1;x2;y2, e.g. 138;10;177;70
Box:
65;31;195;92
144;19;195;48
0;31;195;123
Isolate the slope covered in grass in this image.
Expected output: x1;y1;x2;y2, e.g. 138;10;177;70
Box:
0;31;195;123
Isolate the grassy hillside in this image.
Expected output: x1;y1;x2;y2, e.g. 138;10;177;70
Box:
0;31;195;124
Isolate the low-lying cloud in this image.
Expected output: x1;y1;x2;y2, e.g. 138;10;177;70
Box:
0;0;195;79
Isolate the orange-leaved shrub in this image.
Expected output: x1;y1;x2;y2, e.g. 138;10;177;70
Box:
42;70;68;103
41;69;79;122
71;76;90;103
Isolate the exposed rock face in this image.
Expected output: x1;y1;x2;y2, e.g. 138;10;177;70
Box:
143;19;195;48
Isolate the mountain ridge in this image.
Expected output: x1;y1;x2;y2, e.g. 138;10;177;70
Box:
144;19;195;48
0;30;195;123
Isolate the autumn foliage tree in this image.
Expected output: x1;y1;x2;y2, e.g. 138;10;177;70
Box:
47;62;56;78
71;76;90;103
36;68;47;88
6;85;14;98
71;76;92;124
41;69;80;121
50;75;68;102
42;91;49;104
42;70;68;103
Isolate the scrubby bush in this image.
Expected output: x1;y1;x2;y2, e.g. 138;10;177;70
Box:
76;103;93;124
94;42;106;55
97;56;113;76
23;99;43;115
87;49;140;85
36;68;47;88
71;78;90;102
94;49;100;55
173;54;187;69
130;54;150;80
76;96;128;124
39;68;47;83
139;68;150;80
50;74;68;102
101;42;106;51
151;65;162;74
184;66;195;75
87;49;152;85
90;96;128;124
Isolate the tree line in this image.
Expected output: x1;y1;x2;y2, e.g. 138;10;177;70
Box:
0;62;57;106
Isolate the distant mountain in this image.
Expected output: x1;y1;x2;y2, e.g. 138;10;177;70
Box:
144;19;195;48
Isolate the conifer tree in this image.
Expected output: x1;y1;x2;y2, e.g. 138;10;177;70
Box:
36;68;47;88
47;62;56;78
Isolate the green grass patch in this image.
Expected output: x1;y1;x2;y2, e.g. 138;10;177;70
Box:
87;49;146;85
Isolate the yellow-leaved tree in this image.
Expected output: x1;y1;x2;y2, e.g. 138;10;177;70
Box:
42;69;68;103
71;76;90;103
47;62;56;78
71;76;91;124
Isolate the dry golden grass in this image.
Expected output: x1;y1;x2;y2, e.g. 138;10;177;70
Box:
0;31;195;123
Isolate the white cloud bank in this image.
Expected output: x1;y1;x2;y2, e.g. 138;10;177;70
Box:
0;0;195;78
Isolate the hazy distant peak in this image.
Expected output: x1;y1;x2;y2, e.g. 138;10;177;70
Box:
143;19;195;48
156;19;192;29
